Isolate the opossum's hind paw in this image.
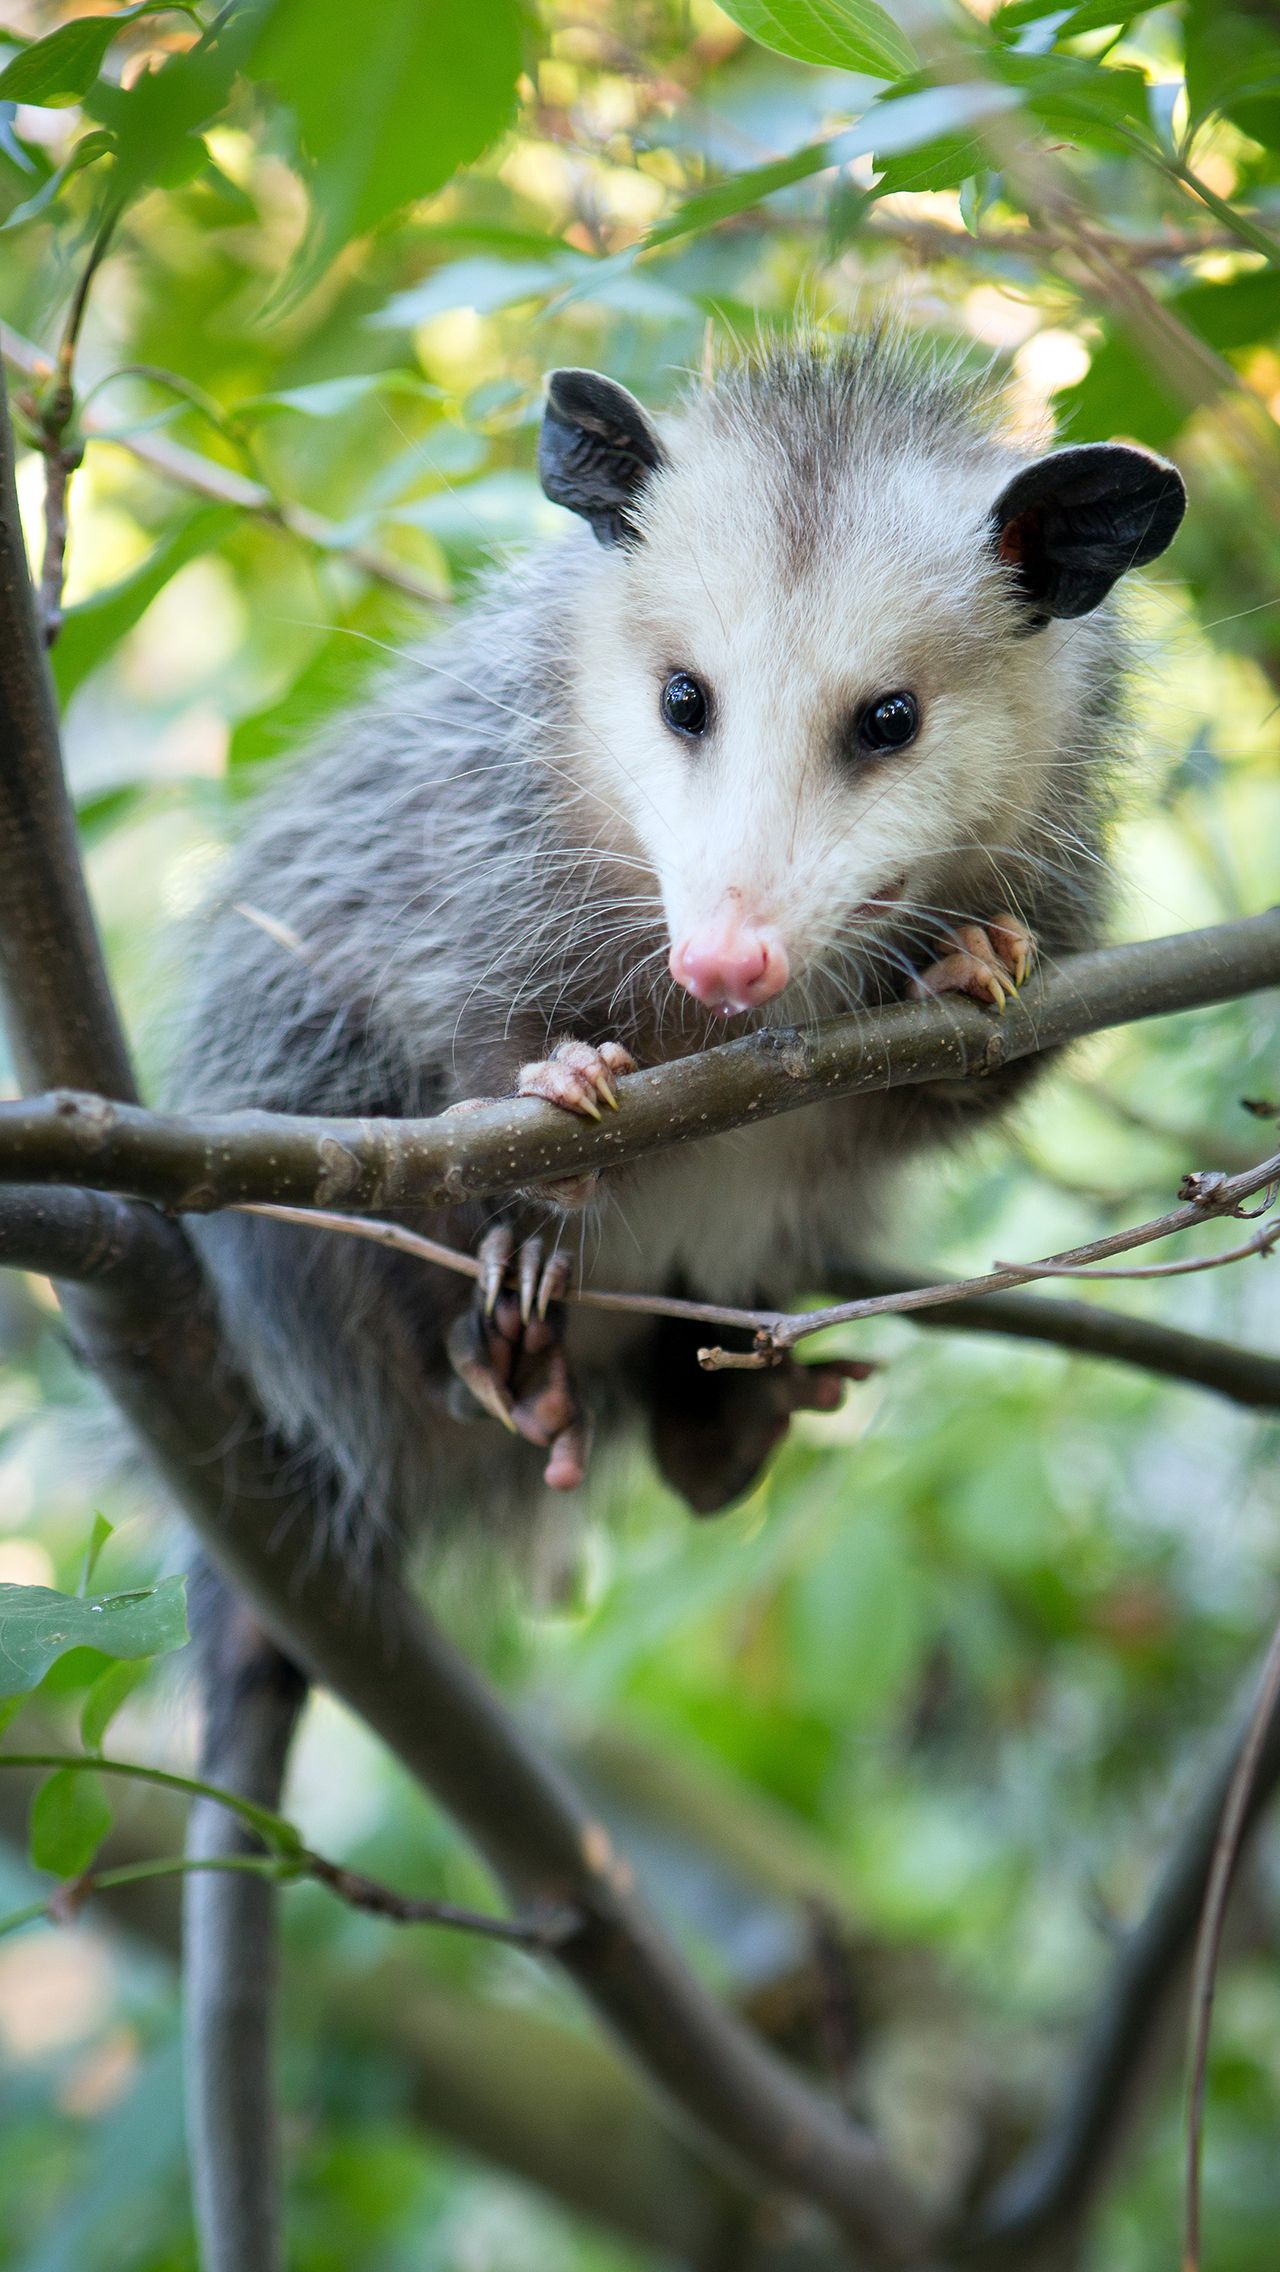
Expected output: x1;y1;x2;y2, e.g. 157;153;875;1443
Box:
448;1233;590;1488
651;1326;877;1517
518;1038;636;1120
910;916;1036;1013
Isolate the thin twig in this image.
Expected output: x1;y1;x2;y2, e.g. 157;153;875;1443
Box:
2;321;444;609
240;1169;1280;1364
968;1637;1280;2262
0;1749;579;1951
1182;1615;1280;2272
991;1218;1280;1283
303;1852;578;1947
27;197;126;645
820;1258;1280;1412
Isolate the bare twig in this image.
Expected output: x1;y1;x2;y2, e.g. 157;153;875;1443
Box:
1182;1615;1280;2272
0;1746;579;1951
860;208;1235;269
991;1217;1280;1283
22;198;127;644
819;1260;1280;1413
234;1172;1280;1373
747;1151;1280;1360
967;1637;1280;2266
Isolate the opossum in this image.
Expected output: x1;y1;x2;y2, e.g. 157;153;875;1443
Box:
179;333;1184;1533
177;333;1184;2272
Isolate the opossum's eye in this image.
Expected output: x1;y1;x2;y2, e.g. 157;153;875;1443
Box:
661;672;710;737
857;692;919;753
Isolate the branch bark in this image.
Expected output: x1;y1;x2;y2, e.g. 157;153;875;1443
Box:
0;368;929;2268
0;910;1276;1217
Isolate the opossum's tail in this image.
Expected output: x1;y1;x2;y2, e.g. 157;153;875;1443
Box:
184;1566;307;2272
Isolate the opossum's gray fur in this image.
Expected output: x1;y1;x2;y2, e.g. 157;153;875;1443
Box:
177;330;1170;1557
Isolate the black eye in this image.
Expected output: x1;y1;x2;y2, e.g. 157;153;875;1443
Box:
857;691;919;754
661;671;709;737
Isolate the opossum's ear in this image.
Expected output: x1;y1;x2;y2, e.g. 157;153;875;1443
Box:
539;368;666;546
991;442;1185;623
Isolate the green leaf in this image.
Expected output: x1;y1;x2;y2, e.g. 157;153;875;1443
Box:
242;0;525;269
0;1577;188;1699
89;17;243;204
993;50;1152;146
52;504;238;705
80;1659;148;1753
0;6;195;109
648;85;1020;246
370;256;576;330
716;0;917;81
1186;1;1280;150
239;372;431;418
78;1513;113;1597
871;132;988;195
29;1766;112;1877
1;127;113;233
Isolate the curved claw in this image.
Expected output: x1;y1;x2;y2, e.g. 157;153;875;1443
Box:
910;916;1036;1013
478;1224;515;1317
537;1249;570;1319
445;1310;518;1432
447;1234;590;1484
518;1235;543;1324
518;1038;637;1121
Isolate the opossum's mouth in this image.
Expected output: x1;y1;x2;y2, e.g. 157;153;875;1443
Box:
848;873;907;924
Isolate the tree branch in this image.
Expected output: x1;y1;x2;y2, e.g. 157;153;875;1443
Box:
1;323;443;610
0;1751;579;1953
963;1645;1280;2265
0;367;928;2267
0;910;1275;1218
819;1262;1280;1413
751;1152;1280;1359
0;382;136;1101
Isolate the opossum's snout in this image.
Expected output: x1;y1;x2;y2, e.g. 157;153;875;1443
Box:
669;907;790;1014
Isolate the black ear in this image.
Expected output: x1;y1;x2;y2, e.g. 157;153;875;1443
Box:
538;367;666;547
991;442;1186;624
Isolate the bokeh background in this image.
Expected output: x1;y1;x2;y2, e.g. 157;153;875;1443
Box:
0;1;1278;2265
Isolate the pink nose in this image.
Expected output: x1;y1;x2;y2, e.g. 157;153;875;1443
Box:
669;921;790;1012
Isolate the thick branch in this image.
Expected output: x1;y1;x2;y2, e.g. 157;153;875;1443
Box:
0;1180;182;1284
0;911;1276;1216
0;377;135;1101
0;369;926;2266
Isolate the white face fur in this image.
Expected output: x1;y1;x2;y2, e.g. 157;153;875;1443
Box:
539;356;1184;1020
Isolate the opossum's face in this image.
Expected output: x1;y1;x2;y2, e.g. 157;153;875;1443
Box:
540;366;1184;1016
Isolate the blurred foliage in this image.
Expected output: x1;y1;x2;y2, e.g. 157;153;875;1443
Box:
0;0;1278;2266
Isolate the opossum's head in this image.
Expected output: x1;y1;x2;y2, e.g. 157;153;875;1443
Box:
538;350;1184;1017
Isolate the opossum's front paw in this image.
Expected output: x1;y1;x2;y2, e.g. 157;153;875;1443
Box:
909;914;1036;1014
518;1038;636;1119
517;1038;637;1208
446;1228;591;1490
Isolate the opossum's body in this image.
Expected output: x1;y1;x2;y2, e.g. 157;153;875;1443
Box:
179;337;1184;1538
